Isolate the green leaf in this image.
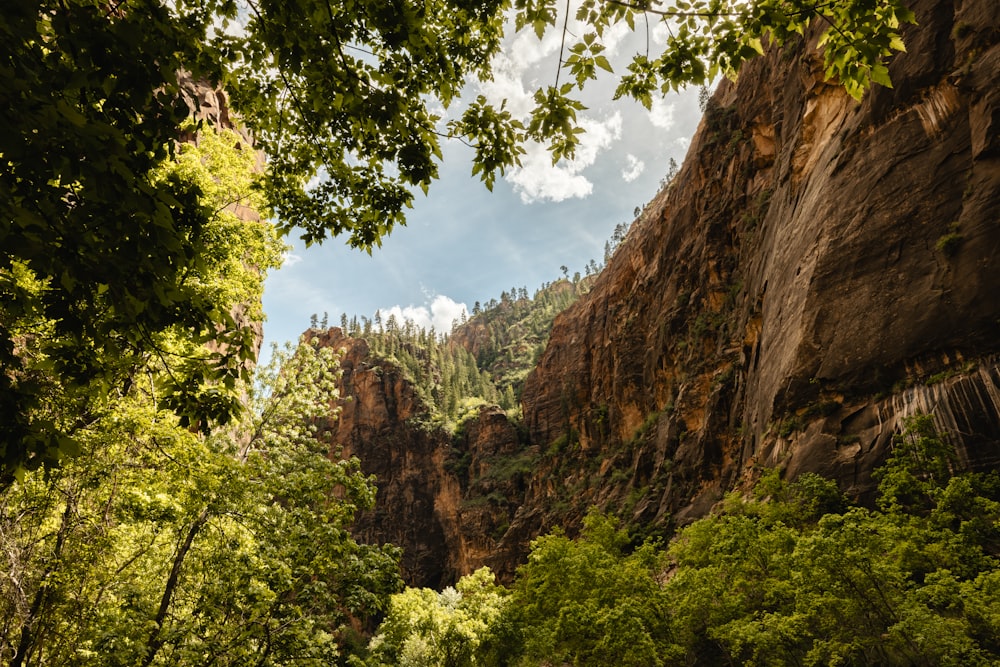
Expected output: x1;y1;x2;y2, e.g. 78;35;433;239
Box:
870;64;893;88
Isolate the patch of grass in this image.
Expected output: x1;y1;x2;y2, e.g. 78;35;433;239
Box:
632;410;661;444
952;22;974;39
462;491;509;509
546;428;578;456
445;449;472;479
936;223;963;257
778;416;803;438
481;450;538;482
492;521;510;541
610;468;631;485
803;400;840;419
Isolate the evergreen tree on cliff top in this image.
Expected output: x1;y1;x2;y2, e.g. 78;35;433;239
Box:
1;0;914;475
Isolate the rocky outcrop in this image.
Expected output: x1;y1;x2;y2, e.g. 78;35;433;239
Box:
519;0;1000;531
310;328;527;587
315;0;1000;586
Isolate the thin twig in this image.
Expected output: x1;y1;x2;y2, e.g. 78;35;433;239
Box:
555;0;572;87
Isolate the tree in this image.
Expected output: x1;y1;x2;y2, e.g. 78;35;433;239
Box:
0;124;399;664
365;567;509;667
507;511;677;666
0;339;402;666
0;117;284;480
660;418;1000;665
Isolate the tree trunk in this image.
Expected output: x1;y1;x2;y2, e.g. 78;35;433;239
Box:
141;507;209;667
10;490;75;667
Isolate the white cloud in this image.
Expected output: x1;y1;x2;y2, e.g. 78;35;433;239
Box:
477;16;633;122
621;153;645;182
507;111;623;203
509;28;563;71
595;20;633;58
651;19;675;44
477;52;536;119
282;252;303;267
507;144;594;203
381;295;468;333
648;96;675;130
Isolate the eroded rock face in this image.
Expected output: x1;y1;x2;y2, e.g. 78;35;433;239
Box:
313;0;1000;586
310;328;525;588
520;0;1000;529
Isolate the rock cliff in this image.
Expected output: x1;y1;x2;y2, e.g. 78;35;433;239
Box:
317;0;1000;587
519;0;1000;530
310;328;528;587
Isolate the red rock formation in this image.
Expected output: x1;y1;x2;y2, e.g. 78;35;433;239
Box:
520;0;1000;532
310;328;526;587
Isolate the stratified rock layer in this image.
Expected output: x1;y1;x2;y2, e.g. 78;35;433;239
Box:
317;0;1000;587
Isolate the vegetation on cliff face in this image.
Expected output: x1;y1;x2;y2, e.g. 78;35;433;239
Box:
318;275;598;430
361;416;1000;666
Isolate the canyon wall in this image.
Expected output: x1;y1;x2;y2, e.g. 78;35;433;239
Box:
318;0;1000;587
519;0;1000;530
311;329;529;587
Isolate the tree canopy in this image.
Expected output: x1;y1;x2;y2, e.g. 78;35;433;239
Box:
0;127;401;664
2;0;914;474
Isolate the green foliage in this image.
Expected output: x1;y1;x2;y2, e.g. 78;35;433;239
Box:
0;114;283;480
464;277;597;396
935;222;964;257
340;277;596;430
364;567;509;667
875;414;959;516
502;510;677;666
0;340;402;666
777;415;804;438
661;417;1000;665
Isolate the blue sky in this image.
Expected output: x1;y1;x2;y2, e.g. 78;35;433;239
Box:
261;19;705;355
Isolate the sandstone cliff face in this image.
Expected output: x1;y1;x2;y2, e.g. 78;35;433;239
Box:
316;0;1000;587
310;328;527;587
520;0;1000;533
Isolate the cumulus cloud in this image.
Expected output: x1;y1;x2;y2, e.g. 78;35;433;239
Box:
648;96;676;130
622;153;645;182
470;12;650;204
381;295;468;333
476;52;536;119
282;252;303;267
507;111;624;203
